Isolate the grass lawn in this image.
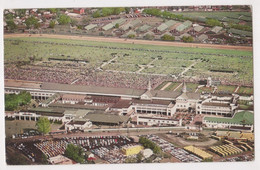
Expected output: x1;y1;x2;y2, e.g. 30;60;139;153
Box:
216;85;237;94
155;81;171;90
197;86;214;93
165;82;181;91
4;37;253;85
237;86;253;95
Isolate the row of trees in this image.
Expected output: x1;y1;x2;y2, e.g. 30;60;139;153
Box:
5;91;31;111
92;7;125;18
143;8;189;21
143;8;252;32
161;34;175;41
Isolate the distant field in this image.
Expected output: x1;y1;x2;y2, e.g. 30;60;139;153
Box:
4;37;253;85
173;11;252;23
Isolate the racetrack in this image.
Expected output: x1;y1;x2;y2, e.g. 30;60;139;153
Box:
4;33;253;51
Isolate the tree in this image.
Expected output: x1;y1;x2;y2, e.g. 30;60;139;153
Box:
206;18;222;27
161;34;175;41
65;144;85;163
92;11;101;18
6;20;17;32
127;34;135;39
136;152;143;163
182;36;194;43
58;14;71;25
49;20;56;28
25;16;39;29
36;117;51;135
144;34;154;40
82;16;90;25
15;9;26;17
70;18;78;27
5;91;31;111
115;23;119;28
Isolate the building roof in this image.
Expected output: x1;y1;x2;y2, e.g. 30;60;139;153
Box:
102;23;114;31
176;24;186;32
228;28;252;37
150;90;181;99
62;94;86;100
26;107;65;117
84;112;129;124
5;79;42;89
210;26;223;34
157;23;168;32
194;25;204;32
49;155;75;165
157;20;177;32
133;99;172;105
204;111;254;125
137;24;151;32
202;102;230;107
41;93;61;105
112;18;126;25
111;100;132;108
138;116;175;121
143;31;155;36
180;33;191;38
122;30;137;38
49;103;110;110
197;34;208;41
84;24;97;31
123;19;141;30
183;20;192;27
67;120;88;125
41;82;146;97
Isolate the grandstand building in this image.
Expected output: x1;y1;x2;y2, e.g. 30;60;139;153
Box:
203;111;254;131
5;79;252;129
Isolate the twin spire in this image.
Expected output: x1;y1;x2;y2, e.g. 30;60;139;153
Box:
182;81;187;93
147;79;152;91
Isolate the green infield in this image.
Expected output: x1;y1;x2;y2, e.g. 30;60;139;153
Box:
4;37;253;85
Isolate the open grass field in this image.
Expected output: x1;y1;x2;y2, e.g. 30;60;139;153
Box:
197;86;214;93
216;85;237;94
237;86;253;95
4;35;253;86
164;82;181;91
174;83;199;93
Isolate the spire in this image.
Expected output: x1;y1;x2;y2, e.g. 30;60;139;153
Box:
147;79;152;91
182;81;187;93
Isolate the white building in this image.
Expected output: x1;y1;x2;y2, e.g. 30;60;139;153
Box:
137;115;180;126
65;120;92;131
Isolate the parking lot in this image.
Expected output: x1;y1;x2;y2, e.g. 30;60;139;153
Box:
144;134;202;162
